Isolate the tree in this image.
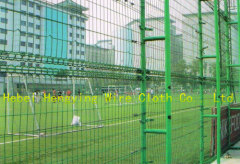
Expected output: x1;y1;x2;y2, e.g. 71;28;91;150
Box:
172;59;188;75
172;59;188;89
189;59;199;76
209;62;216;78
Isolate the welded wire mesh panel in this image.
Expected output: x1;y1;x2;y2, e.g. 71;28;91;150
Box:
0;0;142;163
168;1;215;163
0;75;142;163
0;0;240;163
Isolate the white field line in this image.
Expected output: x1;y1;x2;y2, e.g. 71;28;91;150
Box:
106;106;197;127
109;102;140;106
0;137;38;145
0;107;197;145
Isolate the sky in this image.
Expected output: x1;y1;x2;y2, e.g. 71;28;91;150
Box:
43;0;235;44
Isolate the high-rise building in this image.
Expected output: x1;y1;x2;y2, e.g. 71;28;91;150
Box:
113;17;182;71
183;12;238;77
0;0;88;69
85;40;115;65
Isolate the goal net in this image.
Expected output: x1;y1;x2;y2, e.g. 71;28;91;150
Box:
106;85;137;105
5;74;103;137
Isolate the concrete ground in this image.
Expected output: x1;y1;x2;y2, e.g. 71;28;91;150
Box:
212;141;240;164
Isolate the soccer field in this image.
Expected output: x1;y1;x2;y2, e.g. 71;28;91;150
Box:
0;93;216;163
1;0;240;163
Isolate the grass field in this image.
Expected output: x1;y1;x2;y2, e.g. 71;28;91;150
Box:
0;92;218;164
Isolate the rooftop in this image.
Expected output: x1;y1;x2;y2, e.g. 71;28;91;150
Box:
126;17;175;26
55;0;88;12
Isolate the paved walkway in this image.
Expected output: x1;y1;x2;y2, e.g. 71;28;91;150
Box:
212;141;240;164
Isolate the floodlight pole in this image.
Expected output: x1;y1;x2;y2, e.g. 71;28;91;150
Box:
164;0;172;163
237;0;240;101
140;0;147;163
198;0;204;163
140;0;171;163
223;0;231;147
213;0;222;163
227;0;240;150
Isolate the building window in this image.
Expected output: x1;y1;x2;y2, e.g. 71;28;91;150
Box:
28;42;33;48
36;44;40;49
69;50;72;54
36;25;40;30
0;28;7;34
81;51;84;55
21;20;26;26
81;35;85;39
80;18;85;22
1;18;8;23
81;55;84;60
20;62;25;66
29;12;34;16
0;39;7;45
70;33;72;37
20;10;26;15
20;32;26;36
22;0;26;6
76;17;80;21
28;22;34;28
0;0;8;3
36;35;40;39
70;16;73;20
36;64;40;67
0;61;7;66
28;33;34;38
1;8;8;13
76;50;80;55
76;43;79;46
81;27;85;30
20;41;26;46
36;5;41;10
69;41;72;45
29;2;34;8
76;34;80;38
28;63;33;67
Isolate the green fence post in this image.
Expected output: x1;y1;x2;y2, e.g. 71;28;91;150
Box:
140;0;147;163
165;0;172;163
224;0;231;147
198;0;204;163
237;0;240;95
214;0;221;163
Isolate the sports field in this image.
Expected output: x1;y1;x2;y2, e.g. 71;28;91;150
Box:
0;92;216;164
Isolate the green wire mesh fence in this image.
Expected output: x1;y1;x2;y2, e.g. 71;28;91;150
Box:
0;0;240;163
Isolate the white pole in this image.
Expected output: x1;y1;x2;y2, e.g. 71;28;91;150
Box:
7;75;10;134
87;79;102;123
72;77;76;116
129;85;135;97
22;75;40;130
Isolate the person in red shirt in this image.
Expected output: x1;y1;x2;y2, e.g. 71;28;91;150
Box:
66;89;72;96
53;89;56;97
52;89;57;103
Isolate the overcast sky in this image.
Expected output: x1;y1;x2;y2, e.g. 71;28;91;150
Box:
44;0;233;44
